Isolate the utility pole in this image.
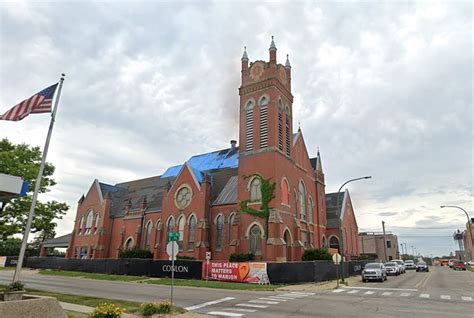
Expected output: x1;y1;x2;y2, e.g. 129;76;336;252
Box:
400;243;404;257
382;221;388;262
411;245;415;256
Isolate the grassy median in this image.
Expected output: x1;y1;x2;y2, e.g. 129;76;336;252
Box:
38;269;145;281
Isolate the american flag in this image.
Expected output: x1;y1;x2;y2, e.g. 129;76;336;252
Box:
0;83;58;121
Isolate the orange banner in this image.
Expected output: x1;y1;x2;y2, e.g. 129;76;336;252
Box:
202;261;270;284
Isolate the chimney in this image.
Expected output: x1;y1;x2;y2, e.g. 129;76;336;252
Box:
230;140;237;148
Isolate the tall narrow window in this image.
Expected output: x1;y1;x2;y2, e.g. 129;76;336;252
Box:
178;216;185;251
285;113;290;156
299;181;306;221
144;221;152;250
155;221;162;247
245;101;254;152
85;210;94;235
308;197;314;223
167;217;175;242
94;214;100;234
249;225;262;255
278;111;283;150
124;238;134;251
188;215;196;249
79;216;84;235
259;97;269;149
228;214;235;243
216;215;224;250
281;179;289;205
249;177;262;202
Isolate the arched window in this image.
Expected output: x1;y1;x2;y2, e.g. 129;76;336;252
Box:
155;221;162;247
144;221;152;250
124;237;134;250
259;97;269;148
167;217;175;242
249;225;262;255
281;178;289;205
94;214;100;234
308;197;314;223
188;215;196;249
79;216;84;235
299;182;306;221
216;215;224;250
245;101;254;152
228;213;235;243
283;230;291;260
285;112;290;156
249;177;262;202
178;216;185;251
329;236;340;251
85;210;94;235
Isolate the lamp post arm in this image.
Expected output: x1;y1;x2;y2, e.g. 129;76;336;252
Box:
337;176;372;194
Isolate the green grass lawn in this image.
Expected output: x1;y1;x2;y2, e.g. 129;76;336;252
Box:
145;277;285;291
38;269;145;281
66;311;89;318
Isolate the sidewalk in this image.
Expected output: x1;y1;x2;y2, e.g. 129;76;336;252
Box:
277;275;361;292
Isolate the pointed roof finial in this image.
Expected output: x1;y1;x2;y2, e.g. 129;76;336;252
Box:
298;120;301;131
269;35;277;51
285;54;291;68
241;46;249;61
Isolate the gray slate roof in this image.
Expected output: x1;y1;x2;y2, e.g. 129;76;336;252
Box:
326;192;345;228
213;175;238;205
41;233;72;248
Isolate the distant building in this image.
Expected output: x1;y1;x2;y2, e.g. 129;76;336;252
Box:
463;218;473;261
358;232;400;261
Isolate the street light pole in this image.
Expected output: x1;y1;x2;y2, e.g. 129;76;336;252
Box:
337;176;371;284
441;205;472;261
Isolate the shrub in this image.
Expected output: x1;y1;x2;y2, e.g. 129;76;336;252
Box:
139;301;172;316
176;255;195;260
5;281;24;292
229;252;255;262
119;247;153;259
302;248;332;261
89;303;124;318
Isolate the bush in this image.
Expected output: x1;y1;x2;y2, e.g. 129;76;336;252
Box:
5;281;24;292
302;248;332;261
139;301;172;316
119;247;153;259
176;255;195;260
0;238;21;256
89;303;124;318
229;252;254;262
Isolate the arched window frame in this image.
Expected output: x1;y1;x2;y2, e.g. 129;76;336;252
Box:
79;215;84;235
166;216;175;242
215;214;224;251
245;100;255;152
85;210;94;235
228;212;236;243
308;196;314;224
177;215;186;251
259;96;269;149
144;220;153;250
124;237;134;250
329;235;340;251
281;177;290;206
298;181;307;222
247;223;264;255
155;220;162;248
249;176;262;202
94;213;100;234
188;214;197;250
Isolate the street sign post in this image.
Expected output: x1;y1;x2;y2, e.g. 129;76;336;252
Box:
333;253;342;288
166;232;180;305
205;252;211;281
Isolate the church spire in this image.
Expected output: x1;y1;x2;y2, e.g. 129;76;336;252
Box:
316;148;323;173
285;54;291;68
241;46;249;62
269;36;277;64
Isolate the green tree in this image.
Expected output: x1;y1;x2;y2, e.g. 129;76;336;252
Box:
0;138;68;241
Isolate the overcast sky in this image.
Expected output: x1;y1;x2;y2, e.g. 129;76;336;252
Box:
1;1;472;257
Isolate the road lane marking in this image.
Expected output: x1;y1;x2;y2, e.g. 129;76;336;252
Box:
364;291;375;295
461;296;472;301
290;292;315;295
261;297;288;301
415;271;432;289
344;287;417;291
185;297;235;311
207;311;243;317
332;289;345;293
249;300;279;304
224;308;256;313
419;294;430;298
236;303;268;308
347;290;360;294
400;293;411;297
440;295;451;300
382;292;393;296
273;295;298;299
280;293;307;298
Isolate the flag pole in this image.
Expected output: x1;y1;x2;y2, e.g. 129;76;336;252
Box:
12;74;66;283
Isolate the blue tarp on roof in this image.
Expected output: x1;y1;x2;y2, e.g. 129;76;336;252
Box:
161;147;239;180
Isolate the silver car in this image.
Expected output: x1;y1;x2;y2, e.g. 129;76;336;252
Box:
393;259;406;273
405;259;416;270
362;263;387;282
384;262;400;276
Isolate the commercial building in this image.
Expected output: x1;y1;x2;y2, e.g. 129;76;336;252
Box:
358;232;400;261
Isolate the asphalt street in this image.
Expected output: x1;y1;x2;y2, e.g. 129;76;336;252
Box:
0;266;472;317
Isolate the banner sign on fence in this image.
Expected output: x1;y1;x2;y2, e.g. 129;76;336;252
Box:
202;261;270;284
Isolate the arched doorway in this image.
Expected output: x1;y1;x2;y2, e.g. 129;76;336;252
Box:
283;230;291;261
329;236;340;252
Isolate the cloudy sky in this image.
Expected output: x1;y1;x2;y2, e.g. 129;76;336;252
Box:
0;1;472;257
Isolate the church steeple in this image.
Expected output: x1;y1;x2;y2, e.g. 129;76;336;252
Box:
269;36;277;64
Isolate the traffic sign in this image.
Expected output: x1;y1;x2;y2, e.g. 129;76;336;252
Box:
332;253;342;264
166;241;179;260
168;231;180;242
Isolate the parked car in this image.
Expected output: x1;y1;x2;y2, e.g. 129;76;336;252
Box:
384;262;400;276
405;259;416;270
416;261;429;272
452;260;467;271
448;259;457;268
393;259;406;273
467;260;474;266
362;263;387;282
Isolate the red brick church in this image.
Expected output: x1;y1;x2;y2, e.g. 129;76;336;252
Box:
65;38;360;262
